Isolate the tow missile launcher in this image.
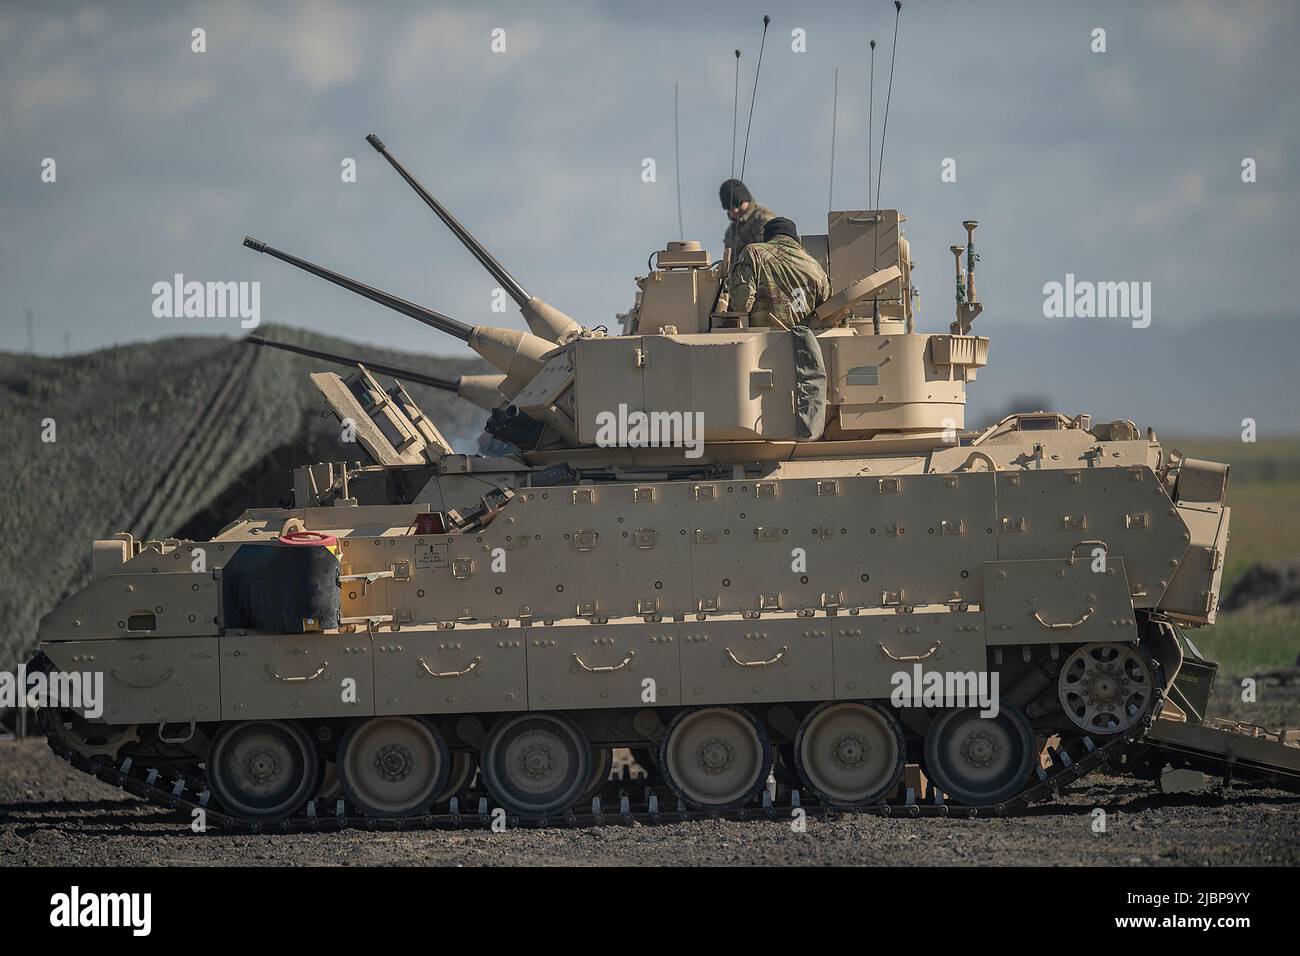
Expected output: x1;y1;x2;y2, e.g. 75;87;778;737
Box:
35;131;1293;833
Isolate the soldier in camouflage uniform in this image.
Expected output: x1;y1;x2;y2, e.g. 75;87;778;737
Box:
727;217;831;329
720;179;775;259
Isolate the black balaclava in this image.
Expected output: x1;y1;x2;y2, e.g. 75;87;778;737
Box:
719;179;753;209
762;217;798;242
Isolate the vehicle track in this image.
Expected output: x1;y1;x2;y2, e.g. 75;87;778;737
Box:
38;680;1165;834
4;738;1298;866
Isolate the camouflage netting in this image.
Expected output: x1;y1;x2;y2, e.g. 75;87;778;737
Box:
0;325;492;675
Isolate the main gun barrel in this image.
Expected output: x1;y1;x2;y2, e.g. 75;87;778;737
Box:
246;335;506;410
366;133;529;307
243;236;473;343
245;334;460;391
242;236;553;400
366;133;582;344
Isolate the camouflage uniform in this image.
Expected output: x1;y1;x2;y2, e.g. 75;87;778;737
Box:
723;202;775;258
728;235;831;328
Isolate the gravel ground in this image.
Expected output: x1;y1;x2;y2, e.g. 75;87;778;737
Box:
4;676;1296;867
2;736;1297;867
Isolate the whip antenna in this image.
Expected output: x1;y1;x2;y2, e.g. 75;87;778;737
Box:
675;81;684;241
731;50;741;180
828;68;839;216
875;1;902;208
868;39;875;208
739;14;770;181
870;3;903;334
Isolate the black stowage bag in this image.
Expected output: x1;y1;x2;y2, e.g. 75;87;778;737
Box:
221;544;341;633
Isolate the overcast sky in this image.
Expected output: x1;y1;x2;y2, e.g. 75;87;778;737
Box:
2;0;1297;360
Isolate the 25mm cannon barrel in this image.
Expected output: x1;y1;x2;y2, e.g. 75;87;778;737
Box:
242;236;553;399
365;133;528;307
246;335;508;410
245;334;459;390
243;237;473;342
366;133;583;344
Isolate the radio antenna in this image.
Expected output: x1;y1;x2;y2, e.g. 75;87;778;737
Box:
730;49;741;181
828;68;839;216
875;1;902;209
868;39;875;209
739;14;770;181
870;0;904;335
674;81;684;241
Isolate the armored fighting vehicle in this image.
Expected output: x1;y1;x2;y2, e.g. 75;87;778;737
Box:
33;133;1294;831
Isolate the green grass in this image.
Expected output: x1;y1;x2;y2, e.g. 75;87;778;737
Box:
1165;438;1300;586
1164;435;1300;486
1164;438;1300;677
1186;607;1300;674
1215;480;1300;594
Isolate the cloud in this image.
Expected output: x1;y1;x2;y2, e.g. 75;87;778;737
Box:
11;62;96;115
3;0;1298;364
385;6;544;93
1131;170;1207;229
73;6;107;35
1153;0;1292;65
114;70;218;119
283;0;365;91
1087;66;1137;119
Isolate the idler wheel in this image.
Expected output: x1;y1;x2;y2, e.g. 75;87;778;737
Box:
207;720;320;820
659;706;770;810
795;701;905;806
1058;642;1153;735
923;705;1035;806
338;716;450;817
481;714;591;817
42;708;139;761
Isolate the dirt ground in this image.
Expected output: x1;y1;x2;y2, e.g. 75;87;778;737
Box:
2;736;1297;867
4;675;1297;867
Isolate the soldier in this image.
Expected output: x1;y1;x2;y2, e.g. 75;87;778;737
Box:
719;178;775;258
727;217;831;329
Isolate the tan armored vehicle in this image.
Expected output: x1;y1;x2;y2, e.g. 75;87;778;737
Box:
33;134;1293;830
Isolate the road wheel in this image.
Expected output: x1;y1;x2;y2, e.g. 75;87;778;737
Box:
923;705;1035;806
338;716;450;817
659;706;770;810
481;714;591;817
207;720;319;820
795;701;905;806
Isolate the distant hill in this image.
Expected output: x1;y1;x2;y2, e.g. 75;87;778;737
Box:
0;325;491;673
963;315;1299;437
